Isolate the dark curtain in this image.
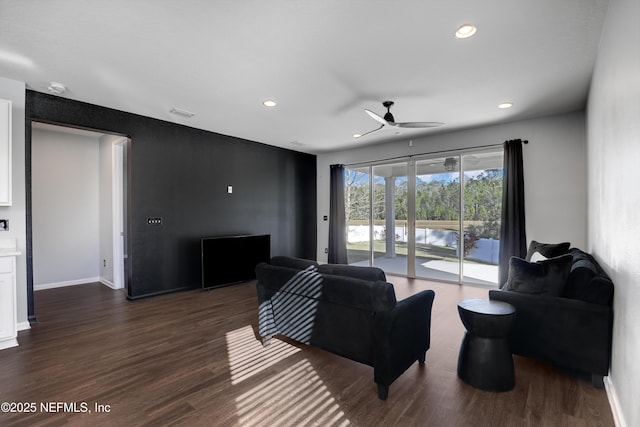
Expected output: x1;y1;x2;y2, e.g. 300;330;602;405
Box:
328;164;348;264
498;139;527;286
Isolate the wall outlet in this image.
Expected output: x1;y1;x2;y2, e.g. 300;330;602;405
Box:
147;217;162;225
324;248;328;254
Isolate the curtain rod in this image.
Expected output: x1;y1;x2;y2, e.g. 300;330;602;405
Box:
344;139;528;168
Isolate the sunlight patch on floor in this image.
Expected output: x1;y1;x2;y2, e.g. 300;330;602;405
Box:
234;358;350;427
225;325;301;385
226;326;350;426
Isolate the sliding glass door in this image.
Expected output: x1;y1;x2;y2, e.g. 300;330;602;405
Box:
414;157;461;282
345;149;502;286
344;163;408;275
371;163;408;275
461;152;503;285
345;167;371;266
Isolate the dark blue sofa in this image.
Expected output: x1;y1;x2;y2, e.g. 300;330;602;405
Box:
256;256;435;400
489;248;614;386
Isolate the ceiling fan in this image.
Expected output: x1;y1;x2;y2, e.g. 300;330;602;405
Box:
357;101;444;138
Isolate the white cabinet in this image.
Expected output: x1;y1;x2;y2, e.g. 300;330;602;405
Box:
0;255;17;350
0;99;11;206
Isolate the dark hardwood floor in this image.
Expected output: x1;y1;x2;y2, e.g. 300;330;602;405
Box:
0;278;614;426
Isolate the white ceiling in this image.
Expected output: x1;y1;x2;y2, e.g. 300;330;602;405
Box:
0;1;609;154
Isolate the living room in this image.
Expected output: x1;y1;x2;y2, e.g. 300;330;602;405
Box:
0;0;638;425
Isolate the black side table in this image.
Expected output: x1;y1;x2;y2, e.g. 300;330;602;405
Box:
457;298;516;392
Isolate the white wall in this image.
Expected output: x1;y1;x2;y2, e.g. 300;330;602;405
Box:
32;128;101;287
587;0;640;425
0;76;27;329
317;111;588;263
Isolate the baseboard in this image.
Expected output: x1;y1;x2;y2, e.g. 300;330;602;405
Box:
17;321;31;331
604;376;627;427
99;278;115;289
34;277;101;291
0;338;18;350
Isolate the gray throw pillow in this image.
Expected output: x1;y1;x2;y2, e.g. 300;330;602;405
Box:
505;255;573;296
525;240;571;262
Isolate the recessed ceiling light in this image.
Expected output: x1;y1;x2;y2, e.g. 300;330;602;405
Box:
455;24;477;39
47;82;66;95
498;102;513;109
353;133;362;139
263;99;277;107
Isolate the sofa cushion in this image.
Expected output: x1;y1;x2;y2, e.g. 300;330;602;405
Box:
525;240;571;262
317;264;386;281
270;256;319;270
504;255;573;296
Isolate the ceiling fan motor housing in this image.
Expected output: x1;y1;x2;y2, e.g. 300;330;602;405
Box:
383;101;395;122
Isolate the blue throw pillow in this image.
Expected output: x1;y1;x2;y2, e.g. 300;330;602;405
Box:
505;255;573;296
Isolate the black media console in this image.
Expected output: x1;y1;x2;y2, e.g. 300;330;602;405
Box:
201;234;270;290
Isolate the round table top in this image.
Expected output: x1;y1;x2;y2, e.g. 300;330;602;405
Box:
458;298;515;316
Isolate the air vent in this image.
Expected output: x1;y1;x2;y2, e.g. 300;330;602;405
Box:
169;108;195;118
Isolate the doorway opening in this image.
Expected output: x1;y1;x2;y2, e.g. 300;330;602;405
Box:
28;121;129;319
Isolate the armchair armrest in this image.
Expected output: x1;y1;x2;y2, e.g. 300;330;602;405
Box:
373;290;435;393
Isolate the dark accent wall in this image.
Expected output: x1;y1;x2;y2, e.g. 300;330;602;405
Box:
26;90;317;299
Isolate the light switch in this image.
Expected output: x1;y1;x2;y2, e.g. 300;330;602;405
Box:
227;185;233;194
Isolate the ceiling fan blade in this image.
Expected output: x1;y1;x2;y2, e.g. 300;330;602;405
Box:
356;124;384;138
394;122;445;128
365;109;390;126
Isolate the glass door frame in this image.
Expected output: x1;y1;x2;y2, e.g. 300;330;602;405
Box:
345;146;502;286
